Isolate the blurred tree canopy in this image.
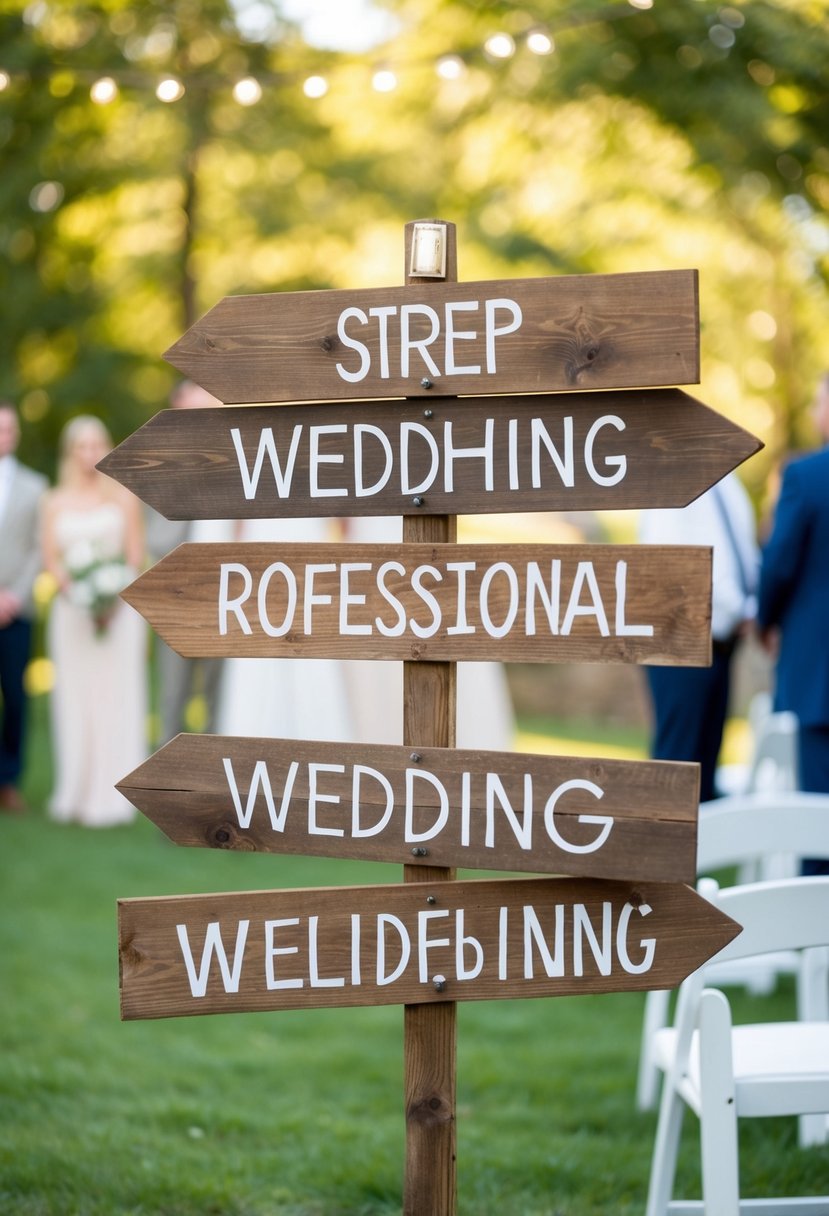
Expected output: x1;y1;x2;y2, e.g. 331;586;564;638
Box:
1;0;827;502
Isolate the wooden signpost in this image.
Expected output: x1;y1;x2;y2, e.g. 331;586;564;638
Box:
98;388;760;520
106;220;757;1216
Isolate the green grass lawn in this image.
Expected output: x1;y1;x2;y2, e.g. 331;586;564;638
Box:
2;696;827;1215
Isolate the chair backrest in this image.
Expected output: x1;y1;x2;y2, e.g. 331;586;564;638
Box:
702;876;829;965
697;791;829;874
745;709;799;794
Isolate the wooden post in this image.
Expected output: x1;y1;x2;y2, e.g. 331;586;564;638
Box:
402;219;458;1216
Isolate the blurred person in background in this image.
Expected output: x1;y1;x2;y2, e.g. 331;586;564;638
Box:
0;401;48;814
145;379;229;745
42;415;146;826
758;371;829;874
638;471;759;803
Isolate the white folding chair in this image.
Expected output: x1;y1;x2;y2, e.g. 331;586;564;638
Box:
636;793;829;1115
715;699;798;802
645;876;829;1216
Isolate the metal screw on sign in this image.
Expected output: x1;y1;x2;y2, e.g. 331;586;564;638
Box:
433;975;447;992
411;847;428;858
421;377;434;389
412;496;425;507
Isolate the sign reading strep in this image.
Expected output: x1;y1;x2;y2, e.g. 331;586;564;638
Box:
162;271;699;403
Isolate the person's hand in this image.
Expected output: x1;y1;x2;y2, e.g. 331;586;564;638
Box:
757;624;779;658
0;589;22;627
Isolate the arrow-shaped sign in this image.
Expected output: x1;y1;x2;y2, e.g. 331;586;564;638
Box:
163;270;699;404
117;875;741;1020
98;389;760;521
117;734;700;883
121;541;711;665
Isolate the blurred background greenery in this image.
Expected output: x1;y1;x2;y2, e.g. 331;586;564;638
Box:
1;0;828;510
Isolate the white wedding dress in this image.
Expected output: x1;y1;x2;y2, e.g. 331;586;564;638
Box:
216;517;355;742
48;502;147;826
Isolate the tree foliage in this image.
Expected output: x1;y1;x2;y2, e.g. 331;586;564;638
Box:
1;0;827;495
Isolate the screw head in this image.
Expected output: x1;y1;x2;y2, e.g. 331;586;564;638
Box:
411;846;428;857
423;408;434;419
433;975;447;992
412;496;424;507
421;377;433;390
426;895;437;905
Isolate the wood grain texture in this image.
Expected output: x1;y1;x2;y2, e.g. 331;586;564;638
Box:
163;269;699;404
97;389;761;520
117;875;742;1020
121;541;712;665
117;734;700;883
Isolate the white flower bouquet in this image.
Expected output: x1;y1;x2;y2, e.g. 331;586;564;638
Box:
63;538;130;637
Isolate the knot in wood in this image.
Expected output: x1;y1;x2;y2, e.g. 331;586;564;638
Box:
408;1093;454;1128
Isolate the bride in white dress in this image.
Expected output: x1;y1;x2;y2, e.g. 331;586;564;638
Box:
217;516;354;742
42;416;146;826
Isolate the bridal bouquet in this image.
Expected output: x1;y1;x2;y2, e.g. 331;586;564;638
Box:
64;539;131;637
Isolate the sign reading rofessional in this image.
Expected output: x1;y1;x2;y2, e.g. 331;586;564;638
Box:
98;389;761;521
163;270;699;404
118;876;741;1020
117;735;700;883
122;542;711;665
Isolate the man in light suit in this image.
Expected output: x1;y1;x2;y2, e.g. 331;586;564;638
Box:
0;401;47;812
759;372;829;874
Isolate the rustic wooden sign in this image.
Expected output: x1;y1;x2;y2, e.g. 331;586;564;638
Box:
121;541;711;665
118;875;741;1020
97;389;761;520
163;270;699;404
117;735;700;883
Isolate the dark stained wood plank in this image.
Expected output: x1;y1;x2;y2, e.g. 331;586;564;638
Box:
117;875;741;1020
97;389;761;520
117;734;700;883
121;541;712;665
163;270;699;404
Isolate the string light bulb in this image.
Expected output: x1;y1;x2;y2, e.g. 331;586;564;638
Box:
303;74;328;98
90;76;118;104
232;77;262;105
372;68;397;92
484;33;515;60
156;77;185;103
436;55;465;81
527;30;554;55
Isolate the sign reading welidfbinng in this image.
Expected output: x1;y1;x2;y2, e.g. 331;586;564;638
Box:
118;876;740;1020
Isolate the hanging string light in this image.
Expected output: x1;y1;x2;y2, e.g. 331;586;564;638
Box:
0;4;667;107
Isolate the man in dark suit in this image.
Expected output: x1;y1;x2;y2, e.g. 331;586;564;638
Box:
758;371;829;873
0;401;47;812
